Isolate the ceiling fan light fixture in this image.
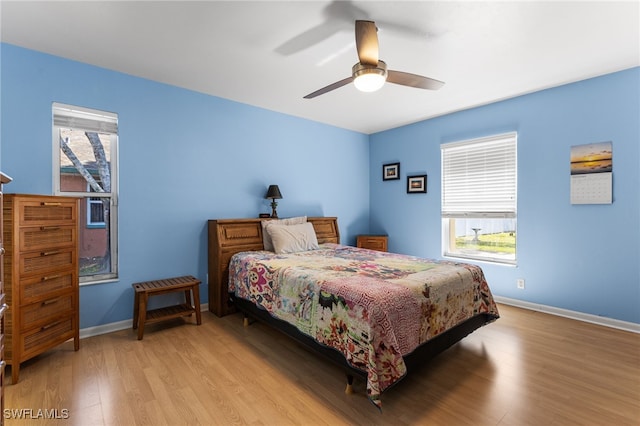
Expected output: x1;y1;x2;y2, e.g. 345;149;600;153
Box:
352;61;387;92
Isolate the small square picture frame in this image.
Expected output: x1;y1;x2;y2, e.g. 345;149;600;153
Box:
382;162;400;181
407;175;427;193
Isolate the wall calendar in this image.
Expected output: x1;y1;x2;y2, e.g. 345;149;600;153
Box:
570;141;612;205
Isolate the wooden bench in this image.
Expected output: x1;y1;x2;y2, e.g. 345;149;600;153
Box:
132;275;202;340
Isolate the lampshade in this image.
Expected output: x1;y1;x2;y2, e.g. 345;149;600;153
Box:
352;61;387;93
265;185;283;200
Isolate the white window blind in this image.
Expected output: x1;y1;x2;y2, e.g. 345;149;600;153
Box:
53;103;118;134
441;132;517;218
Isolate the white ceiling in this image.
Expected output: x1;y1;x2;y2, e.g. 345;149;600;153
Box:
1;1;638;134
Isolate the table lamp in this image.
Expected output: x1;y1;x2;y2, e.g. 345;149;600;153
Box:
265;185;283;218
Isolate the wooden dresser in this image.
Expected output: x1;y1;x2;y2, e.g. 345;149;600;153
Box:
3;194;80;384
208;217;340;317
0;173;11;422
356;235;388;252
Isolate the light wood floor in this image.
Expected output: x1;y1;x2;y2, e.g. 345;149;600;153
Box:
4;304;639;425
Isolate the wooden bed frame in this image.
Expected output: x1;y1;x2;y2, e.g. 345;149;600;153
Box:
207;217;496;395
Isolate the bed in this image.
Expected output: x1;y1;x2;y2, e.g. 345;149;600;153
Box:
207;217;499;408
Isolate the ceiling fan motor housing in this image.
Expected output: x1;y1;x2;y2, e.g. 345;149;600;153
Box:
352;60;388;92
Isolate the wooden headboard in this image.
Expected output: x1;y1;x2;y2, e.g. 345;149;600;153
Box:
207;217;340;317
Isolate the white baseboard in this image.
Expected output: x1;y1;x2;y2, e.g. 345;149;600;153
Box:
79;303;210;339
494;296;640;334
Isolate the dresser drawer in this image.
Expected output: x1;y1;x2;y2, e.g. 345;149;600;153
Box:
20;272;75;302
19;248;75;278
21;294;74;328
17;199;77;227
20;315;75;360
356;235;388;252
19;225;76;252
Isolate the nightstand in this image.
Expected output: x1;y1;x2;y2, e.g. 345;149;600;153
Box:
356;235;388;252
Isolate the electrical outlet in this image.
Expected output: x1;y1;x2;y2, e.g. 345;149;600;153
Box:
517;278;525;289
206;273;209;284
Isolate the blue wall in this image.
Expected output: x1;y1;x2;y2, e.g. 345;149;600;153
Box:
370;67;640;324
0;43;370;328
1;43;638;328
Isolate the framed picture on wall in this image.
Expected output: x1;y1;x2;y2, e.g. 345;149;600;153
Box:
382;162;400;181
407;175;427;193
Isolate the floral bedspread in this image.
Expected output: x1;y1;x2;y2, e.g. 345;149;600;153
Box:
228;244;499;407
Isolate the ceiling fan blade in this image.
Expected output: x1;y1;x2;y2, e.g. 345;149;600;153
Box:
303;76;354;99
355;20;378;65
387;70;445;90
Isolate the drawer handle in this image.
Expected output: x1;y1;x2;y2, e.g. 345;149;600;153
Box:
41;250;61;256
0;304;7;316
41;299;59;306
40;226;60;231
41;321;62;332
0;246;4;256
42;274;62;282
41;202;62;206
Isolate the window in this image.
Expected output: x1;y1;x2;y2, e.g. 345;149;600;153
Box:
53;103;118;283
441;132;517;264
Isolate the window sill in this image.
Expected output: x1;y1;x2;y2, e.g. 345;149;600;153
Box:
443;252;517;267
80;277;119;287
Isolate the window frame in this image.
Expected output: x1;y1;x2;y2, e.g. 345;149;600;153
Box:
52;102;119;284
441;132;518;265
86;183;106;229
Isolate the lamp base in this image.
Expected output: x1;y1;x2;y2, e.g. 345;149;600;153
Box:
270;200;278;218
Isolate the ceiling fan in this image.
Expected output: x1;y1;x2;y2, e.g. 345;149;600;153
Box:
304;20;445;99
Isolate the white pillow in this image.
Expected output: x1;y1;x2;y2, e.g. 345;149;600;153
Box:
261;216;307;251
267;222;319;254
